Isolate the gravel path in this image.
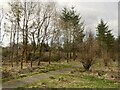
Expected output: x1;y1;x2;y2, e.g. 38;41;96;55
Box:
2;67;74;89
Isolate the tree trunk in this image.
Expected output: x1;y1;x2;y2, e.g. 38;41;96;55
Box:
30;60;32;67
73;51;76;61
16;20;20;65
21;54;24;69
38;46;42;65
66;52;69;63
9;22;13;67
11;23;17;67
49;49;51;64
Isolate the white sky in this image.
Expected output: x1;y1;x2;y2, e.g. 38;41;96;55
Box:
0;0;119;46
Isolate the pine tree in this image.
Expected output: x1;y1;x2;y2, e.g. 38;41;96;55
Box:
96;19;115;66
96;19;115;50
69;7;84;60
105;30;115;50
60;7;84;61
96;19;108;48
60;7;70;62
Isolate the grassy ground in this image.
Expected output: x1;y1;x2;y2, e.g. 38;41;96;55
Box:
2;59;119;88
25;71;118;88
22;60;119;88
2;61;72;82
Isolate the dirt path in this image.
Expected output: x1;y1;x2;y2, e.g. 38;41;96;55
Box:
2;67;75;89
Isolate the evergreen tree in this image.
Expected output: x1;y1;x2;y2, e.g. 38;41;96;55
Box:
60;7;84;61
96;19;108;48
96;19;115;50
96;19;115;66
105;30;115;50
69;7;84;60
60;7;71;62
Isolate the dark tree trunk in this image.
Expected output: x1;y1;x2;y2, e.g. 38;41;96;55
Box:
49;49;51;64
73;51;76;61
70;52;72;59
38;47;42;65
67;52;69;63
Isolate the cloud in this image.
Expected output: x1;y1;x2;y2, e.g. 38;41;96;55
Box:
57;2;118;38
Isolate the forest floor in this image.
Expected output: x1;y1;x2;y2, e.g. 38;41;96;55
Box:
1;60;119;89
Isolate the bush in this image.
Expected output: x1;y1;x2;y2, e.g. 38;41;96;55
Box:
2;69;12;78
80;54;95;71
51;55;61;62
2;48;11;59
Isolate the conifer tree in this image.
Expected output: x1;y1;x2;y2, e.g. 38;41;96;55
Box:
96;19;115;66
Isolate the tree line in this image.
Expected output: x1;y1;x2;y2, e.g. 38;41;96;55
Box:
2;1;118;71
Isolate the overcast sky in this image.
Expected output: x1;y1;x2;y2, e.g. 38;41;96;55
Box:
56;2;118;37
0;0;118;46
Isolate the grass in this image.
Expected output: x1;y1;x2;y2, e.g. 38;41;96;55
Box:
2;62;72;82
23;60;118;88
2;74;28;82
3;60;119;88
82;75;118;88
25;73;118;88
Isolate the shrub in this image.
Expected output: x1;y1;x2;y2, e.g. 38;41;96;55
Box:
51;55;61;62
80;54;95;71
79;32;99;71
2;69;12;78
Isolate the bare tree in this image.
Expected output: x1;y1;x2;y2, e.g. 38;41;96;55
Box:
4;1;23;67
36;2;56;65
80;31;98;71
